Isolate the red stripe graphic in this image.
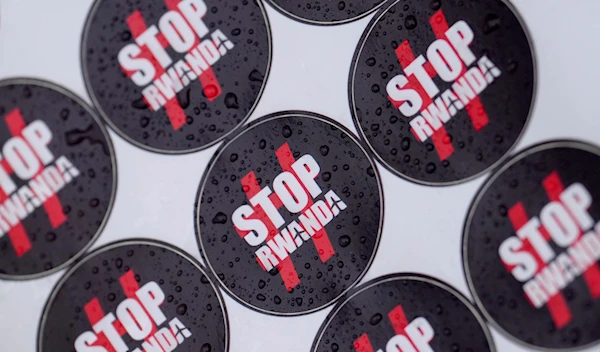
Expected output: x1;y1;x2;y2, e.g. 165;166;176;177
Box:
164;0;222;102
429;11;489;131
393;41;454;161
506;172;600;328
2;108;67;257
84;270;160;351
275;143;335;262
507;202;572;328
390;9;491;161
123;0;222;130
236;142;334;291
354;304;413;352
543;172;600;299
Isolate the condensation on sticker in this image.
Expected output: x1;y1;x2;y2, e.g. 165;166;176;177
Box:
266;0;385;25
195;111;384;315
350;0;535;185
82;0;272;153
464;140;600;350
38;239;229;352
312;273;495;352
0;79;116;280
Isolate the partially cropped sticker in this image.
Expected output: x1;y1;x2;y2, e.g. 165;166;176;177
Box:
464;141;600;350
266;0;385;25
350;0;534;185
196;111;383;315
82;0;272;153
312;274;495;352
39;240;229;352
0;79;116;280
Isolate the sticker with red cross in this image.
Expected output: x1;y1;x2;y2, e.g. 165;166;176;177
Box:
38;239;229;352
0;79;116;280
350;0;535;185
312;274;495;352
266;0;385;25
464;140;600;350
82;0;272;153
196;111;384;315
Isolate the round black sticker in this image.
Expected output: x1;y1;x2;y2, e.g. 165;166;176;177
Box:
464;140;600;350
266;0;385;25
38;239;229;352
82;0;272;154
312;273;495;352
0;79;116;280
195;111;383;315
350;0;535;185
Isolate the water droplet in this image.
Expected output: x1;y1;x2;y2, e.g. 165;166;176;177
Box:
320;145;329;156
212;212;227;224
483;14;501;34
425;163;436;174
282;125;292;138
405;15;417;30
224;93;239;109
249;69;264;82
366;57;376;66
176;304;187;315
370;313;383;325
339;235;351;247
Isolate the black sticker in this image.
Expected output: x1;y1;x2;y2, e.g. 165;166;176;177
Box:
195;111;383;315
82;0;272;153
0;79;116;280
38;239;229;352
463;140;600;350
312;273;495;352
350;0;535;185
266;0;385;25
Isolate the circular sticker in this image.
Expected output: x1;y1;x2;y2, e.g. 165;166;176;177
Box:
350;0;535;185
0;79;116;280
464;141;600;350
195;111;383;315
312;274;495;352
82;0;272;154
266;0;385;25
38;239;229;352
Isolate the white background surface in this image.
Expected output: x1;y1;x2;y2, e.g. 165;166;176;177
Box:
0;0;599;351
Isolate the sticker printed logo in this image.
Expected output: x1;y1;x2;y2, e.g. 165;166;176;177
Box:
0;112;79;256
76;270;193;352
0;80;116;279
350;0;534;184
196;111;383;315
266;0;385;25
83;0;272;153
312;274;495;352
39;240;229;352
354;305;435;352
464;141;600;349
233;142;348;289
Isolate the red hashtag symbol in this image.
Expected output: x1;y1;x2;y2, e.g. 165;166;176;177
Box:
235;142;335;291
354;305;414;352
506;171;600;328
123;0;222;130
84;270;159;351
390;9;490;161
1;108;67;257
